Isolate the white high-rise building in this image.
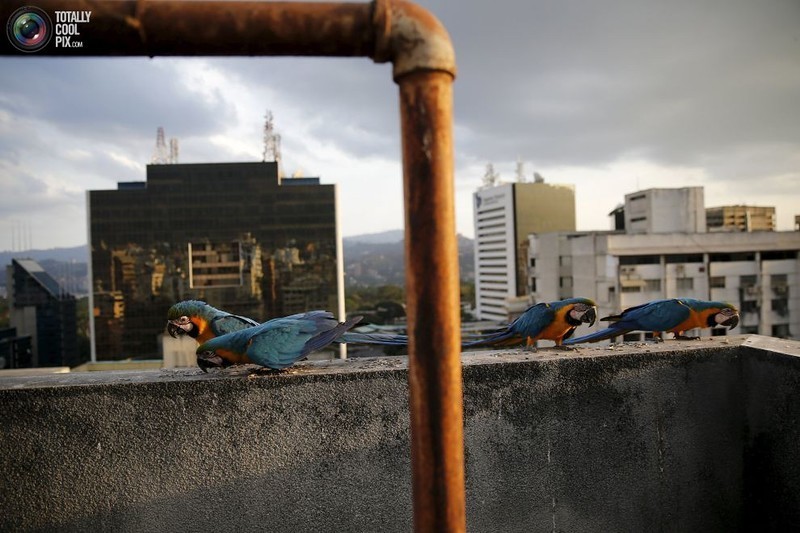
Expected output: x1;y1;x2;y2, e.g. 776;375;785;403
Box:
473;180;575;322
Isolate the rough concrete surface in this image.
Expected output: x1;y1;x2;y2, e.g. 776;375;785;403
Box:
1;335;799;532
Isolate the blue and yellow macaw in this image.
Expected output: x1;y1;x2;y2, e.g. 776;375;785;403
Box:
562;298;739;345
196;312;363;371
167;300;409;347
166;300;259;344
464;297;597;348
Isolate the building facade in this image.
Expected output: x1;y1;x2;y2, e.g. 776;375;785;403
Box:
529;231;800;342
624;187;706;234
87;162;340;360
6;258;78;366
473;180;575;321
706;205;777;232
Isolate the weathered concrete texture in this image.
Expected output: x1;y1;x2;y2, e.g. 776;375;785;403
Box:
1;336;799;532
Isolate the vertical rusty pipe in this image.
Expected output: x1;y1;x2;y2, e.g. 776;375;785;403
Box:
398;69;465;532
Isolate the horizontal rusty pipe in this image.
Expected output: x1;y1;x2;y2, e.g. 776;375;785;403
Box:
2;1;464;531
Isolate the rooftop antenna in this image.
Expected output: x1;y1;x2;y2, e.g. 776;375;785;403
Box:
482;162;499;188
533;172;545;184
168;138;179;164
151;127;169;164
515;158;526;183
262;110;283;177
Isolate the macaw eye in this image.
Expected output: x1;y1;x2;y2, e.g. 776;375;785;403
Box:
179;316;192;325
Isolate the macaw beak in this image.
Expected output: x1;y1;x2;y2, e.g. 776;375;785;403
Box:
721;313;739;330
197;352;225;373
167;321;183;338
582;307;597;327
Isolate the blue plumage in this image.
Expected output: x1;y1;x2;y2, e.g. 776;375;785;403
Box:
197;312;364;370
464;297;597;348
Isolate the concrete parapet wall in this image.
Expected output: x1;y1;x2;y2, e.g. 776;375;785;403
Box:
1;336;799;532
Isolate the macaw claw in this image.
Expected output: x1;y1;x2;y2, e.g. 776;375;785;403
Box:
197;353;225;372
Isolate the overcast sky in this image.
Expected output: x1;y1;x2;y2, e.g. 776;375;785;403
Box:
1;0;798;251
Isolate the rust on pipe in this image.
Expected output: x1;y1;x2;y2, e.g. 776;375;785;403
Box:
2;1;465;531
399;69;465;532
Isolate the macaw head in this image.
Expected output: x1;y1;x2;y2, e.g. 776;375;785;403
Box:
561;298;597;327
166;300;216;339
709;303;739;330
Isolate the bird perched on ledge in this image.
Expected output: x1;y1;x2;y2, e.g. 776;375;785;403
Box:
463;297;597;348
196;312;363;371
167;300;409;347
166;300;259;344
562;298;739;345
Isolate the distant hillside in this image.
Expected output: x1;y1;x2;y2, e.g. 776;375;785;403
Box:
0;245;88;265
344;230;474;286
343;229;404;245
0;245;89;294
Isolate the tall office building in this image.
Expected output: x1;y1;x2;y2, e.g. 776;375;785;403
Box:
473;179;576;321
6;258;78;367
88;162;339;360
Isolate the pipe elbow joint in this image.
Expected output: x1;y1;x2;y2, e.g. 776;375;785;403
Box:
372;0;456;81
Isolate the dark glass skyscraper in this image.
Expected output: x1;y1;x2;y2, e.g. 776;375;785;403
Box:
88;162;339;360
7;258;77;367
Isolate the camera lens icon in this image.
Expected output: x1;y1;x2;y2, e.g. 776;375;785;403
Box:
7;6;52;52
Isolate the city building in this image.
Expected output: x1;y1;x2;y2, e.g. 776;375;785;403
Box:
6;258;78;366
87;161;340;360
473;178;576;321
529;231;800;341
624;187;706;234
706;205;777;232
528;187;797;343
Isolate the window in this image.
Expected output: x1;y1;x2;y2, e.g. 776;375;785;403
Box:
619;255;660;265
741;326;759;335
644;279;661;292
772;324;791;338
665;254;703;263
676;278;694;291
772;299;789;317
623;333;641;342
621;285;641;293
741;300;759;314
710;276;725;288
559;276;573;289
559;256;571;267
740;275;757;286
711;328;727;337
630;216;647;223
530;277;537;292
530;258;536;268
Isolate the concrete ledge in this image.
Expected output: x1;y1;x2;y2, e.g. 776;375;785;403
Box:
2;336;799;532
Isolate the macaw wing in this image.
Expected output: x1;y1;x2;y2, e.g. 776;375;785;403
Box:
622;299;691;331
510;302;556;337
209;314;260;336
245;316;360;369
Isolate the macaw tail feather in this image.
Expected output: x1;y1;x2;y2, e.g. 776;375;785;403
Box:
298;316;364;359
338;332;409;346
562;326;629;345
462;329;521;348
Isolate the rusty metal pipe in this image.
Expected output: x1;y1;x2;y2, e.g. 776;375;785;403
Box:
2;1;465;531
399;69;464;532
